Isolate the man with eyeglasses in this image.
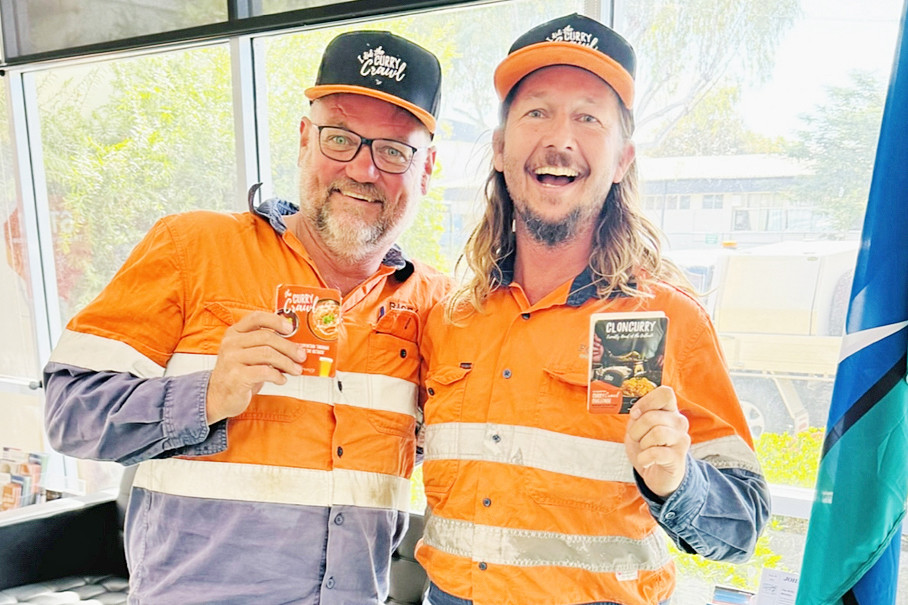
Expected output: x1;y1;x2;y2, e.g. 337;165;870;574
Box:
43;30;449;604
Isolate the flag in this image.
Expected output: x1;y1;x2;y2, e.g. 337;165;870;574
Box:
796;2;908;603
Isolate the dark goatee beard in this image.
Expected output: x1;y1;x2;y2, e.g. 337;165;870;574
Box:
515;204;586;247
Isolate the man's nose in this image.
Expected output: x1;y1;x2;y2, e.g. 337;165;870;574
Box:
345;143;381;183
540;112;577;151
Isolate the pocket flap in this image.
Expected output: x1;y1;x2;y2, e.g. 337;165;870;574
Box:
374;308;420;341
542;367;588;388
202;301;263;326
427;365;472;386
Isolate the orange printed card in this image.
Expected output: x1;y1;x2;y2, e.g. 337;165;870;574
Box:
588;311;668;414
275;284;341;377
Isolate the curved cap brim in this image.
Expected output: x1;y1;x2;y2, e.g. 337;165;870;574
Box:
494;41;634;109
305;84;437;134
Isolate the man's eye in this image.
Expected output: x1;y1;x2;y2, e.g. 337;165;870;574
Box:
526;109;544;118
579;114;599;123
377;144;409;161
328;135;353;146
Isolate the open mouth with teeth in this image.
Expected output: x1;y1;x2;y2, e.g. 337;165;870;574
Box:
335;188;379;204
534;166;579;186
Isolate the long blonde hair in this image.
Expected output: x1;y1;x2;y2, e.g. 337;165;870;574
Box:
446;95;690;321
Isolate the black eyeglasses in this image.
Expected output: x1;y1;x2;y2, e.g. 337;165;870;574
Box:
314;125;422;174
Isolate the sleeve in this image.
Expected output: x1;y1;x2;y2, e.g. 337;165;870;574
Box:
637;298;771;561
44;362;227;465
636;456;771;562
43;217;228;465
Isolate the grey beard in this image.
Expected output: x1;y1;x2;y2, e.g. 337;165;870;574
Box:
313;204;385;263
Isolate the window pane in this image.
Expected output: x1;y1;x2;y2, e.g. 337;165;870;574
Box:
615;0;904;595
0;83;40;380
34;45;239;327
3;0;227;58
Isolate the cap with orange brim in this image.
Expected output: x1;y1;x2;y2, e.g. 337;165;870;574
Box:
494;13;636;109
305;31;442;134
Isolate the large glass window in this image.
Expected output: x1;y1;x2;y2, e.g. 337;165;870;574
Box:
2;0;227;58
0;78;46;455
0;83;38;381
616;0;904;596
34;44;239;327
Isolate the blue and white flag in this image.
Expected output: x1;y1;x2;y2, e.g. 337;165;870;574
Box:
796;2;908;603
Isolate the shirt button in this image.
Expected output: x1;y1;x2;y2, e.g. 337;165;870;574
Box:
428;387;435;396
478;562;487;571
502;369;512;379
336;446;344;457
334;513;344;525
665;511;676;520
491;434;501;443
400;348;407;358
521;313;530;320
326;576;335;589
482;498;491;507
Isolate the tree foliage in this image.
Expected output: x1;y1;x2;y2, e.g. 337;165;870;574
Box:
787;71;884;235
38;47;236;319
648;85;785;156
618;0;800;152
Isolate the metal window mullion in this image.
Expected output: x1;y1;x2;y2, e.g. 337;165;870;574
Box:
6;69;61;371
230;35;266;208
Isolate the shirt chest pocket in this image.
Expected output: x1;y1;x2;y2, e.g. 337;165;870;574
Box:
422;364;471;499
366;309;420;384
200;301;309;422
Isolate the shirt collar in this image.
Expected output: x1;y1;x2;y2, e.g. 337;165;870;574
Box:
248;183;414;282
492;250;628;307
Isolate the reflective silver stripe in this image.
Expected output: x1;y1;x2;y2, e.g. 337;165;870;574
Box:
163;353;417;418
424;422;636;483
690;434;763;475
423;513;671;573
49;329;165;378
425;423;762;480
133;458;411;511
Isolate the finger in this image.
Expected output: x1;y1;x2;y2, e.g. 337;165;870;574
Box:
635;444;685;472
232;311;297;335
223;326;307;363
637;424;688;451
628;386;676;419
626;409;689;444
233;345;305;376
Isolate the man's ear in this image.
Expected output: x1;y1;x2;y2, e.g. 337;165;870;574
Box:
492;128;505;173
420;146;437;195
613;140;636;183
298;117;313;167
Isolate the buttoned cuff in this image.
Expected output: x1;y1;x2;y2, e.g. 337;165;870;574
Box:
160;370;228;457
636;453;709;531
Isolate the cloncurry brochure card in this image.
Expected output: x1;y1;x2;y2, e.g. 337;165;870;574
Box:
275;284;341;377
588;311;668;414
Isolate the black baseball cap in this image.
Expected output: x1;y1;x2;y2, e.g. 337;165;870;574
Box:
305;31;442;134
494;13;636;109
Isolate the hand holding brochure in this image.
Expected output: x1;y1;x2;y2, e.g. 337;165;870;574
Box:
588;311;668;414
275;284;341;377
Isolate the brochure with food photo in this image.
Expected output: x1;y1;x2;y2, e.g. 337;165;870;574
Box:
275;284;342;377
588;311;668;414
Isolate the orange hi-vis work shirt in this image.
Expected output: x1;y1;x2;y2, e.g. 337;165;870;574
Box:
44;202;449;604
417;269;768;605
